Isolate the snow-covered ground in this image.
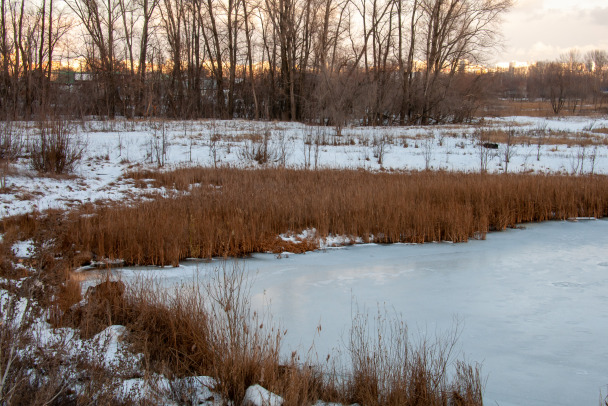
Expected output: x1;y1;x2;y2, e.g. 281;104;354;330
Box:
111;219;608;406
1;115;608;219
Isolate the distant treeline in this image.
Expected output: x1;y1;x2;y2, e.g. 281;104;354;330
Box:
0;0;606;124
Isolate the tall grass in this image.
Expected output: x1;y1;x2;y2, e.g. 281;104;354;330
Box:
6;168;608;266
346;307;482;405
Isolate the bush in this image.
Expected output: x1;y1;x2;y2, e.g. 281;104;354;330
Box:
30;119;85;174
0;121;23;162
239;130;278;165
0;120;23;190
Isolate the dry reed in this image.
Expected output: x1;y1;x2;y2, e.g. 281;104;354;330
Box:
4;168;608;267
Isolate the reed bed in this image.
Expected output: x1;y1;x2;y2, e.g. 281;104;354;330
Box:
8;168;595;267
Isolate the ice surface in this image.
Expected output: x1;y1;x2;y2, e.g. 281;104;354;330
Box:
111;220;608;406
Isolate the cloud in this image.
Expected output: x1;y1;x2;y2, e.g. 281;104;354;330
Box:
511;0;545;13
590;7;608;26
493;4;608;62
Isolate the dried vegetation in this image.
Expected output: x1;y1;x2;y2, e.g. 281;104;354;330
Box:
3;168;608;267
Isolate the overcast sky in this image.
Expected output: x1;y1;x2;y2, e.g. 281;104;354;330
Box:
490;0;608;63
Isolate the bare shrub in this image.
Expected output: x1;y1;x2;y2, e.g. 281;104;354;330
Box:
589;146;599;175
534;122;548;161
147;119;170;167
275;129;290;167
210;131;221;168
313;128;322;169
501;127;517;173
0;293;35;404
474;128;492;173
0;121;23;162
0;160;9;191
303;129;314;169
29;119;85;174
302;127;325;169
422;134;434;170
239;129;278;165
0;282;134;405
68;263;284;404
203;264;283;402
569;134;592;175
372;132;391;166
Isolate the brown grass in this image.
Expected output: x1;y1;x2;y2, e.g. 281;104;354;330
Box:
479;99;606;118
478;128;606;147
4;168;608;267
592;127;608;135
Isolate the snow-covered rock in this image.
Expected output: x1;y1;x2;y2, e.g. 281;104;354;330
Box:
242;384;283;406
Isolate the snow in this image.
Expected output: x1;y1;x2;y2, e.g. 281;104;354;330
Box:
110;219;608;406
242;384;284;406
11;239;34;258
119;375;221;405
1;116;608;219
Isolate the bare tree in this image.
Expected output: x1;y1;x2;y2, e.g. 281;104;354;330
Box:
418;0;513;124
159;0;185;116
242;0;260;119
585;49;608;109
0;0;517;121
545;62;566;115
67;0;123;117
372;130;391;165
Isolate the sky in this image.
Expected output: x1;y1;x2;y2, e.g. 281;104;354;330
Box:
492;0;608;64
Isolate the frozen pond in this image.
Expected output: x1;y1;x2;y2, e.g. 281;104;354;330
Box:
113;220;608;406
